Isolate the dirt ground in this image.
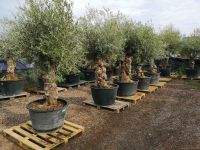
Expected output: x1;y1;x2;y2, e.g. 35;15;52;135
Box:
0;80;200;150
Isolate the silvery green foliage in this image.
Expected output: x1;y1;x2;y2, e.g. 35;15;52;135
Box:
181;29;200;60
16;0;85;79
123;21;164;65
78;8;126;66
0;19;22;62
159;25;182;58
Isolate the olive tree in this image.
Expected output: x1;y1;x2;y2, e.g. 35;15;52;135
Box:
181;29;200;69
159;25;182;69
79;8;126;87
16;0;84;107
0;19;22;80
124;22;164;77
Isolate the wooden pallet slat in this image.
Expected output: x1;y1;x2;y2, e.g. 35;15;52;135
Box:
159;77;172;82
116;92;145;104
83;100;130;113
137;86;158;93
150;82;167;88
0;92;30;100
3;120;85;150
181;75;200;80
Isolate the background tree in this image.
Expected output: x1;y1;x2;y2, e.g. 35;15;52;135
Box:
159;25;182;69
0;19;22;80
79;8;126;87
180;28;200;69
124;22;164;77
16;0;84;107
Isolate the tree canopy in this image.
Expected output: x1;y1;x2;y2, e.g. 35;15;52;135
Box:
181;28;200;60
159;24;182;58
78;8;126;66
16;0;85;78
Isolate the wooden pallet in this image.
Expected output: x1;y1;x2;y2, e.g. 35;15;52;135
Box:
150;82;167;88
3;120;85;150
86;80;95;83
83;100;130;113
181;75;200;80
58;80;87;89
137;86;158;93
159;77;172;82
116;92;145;104
0;92;30;100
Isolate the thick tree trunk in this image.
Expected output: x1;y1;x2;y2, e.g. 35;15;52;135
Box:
43;67;58;106
136;64;145;78
120;56;133;82
6;59;17;80
149;59;158;75
95;59;111;88
149;65;158;75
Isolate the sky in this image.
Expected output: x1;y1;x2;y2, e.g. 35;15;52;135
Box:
0;0;200;35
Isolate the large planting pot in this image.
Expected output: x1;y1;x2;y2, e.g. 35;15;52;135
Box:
0;79;25;96
115;80;139;96
27;98;68;133
136;76;151;90
149;72;160;84
160;68;171;77
83;70;95;81
65;74;80;84
91;84;118;106
185;68;198;78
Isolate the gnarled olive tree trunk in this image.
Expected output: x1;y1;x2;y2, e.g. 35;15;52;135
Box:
120;56;133;82
95;59;111;88
149;65;158;75
43;67;58;106
6;59;17;80
136;64;145;78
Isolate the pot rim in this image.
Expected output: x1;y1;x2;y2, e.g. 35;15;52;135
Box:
91;84;119;90
114;79;139;84
134;76;151;79
27;98;68;113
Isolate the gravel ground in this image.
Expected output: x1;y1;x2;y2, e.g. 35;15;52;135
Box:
0;80;200;150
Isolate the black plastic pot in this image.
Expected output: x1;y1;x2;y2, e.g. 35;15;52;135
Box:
65;74;80;84
115;80;139;96
83;70;95;81
38;78;45;90
136;76;151;90
91;84;118;106
27;98;68;133
0;79;25;96
149;72;160;84
185;68;198;78
160;68;171;77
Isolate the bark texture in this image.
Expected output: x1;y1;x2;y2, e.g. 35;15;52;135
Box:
120;56;133;82
149;65;158;75
136;65;145;78
5;59;18;80
95;59;111;88
43;68;58;106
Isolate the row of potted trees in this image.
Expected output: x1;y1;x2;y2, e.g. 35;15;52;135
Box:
0;0;200;132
